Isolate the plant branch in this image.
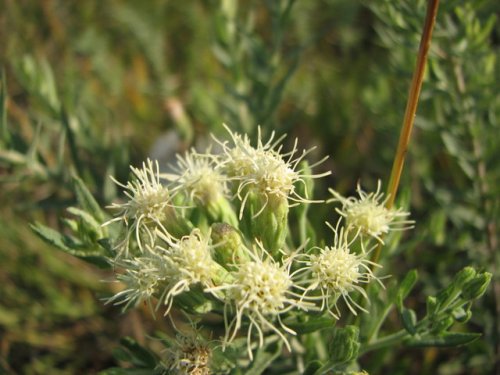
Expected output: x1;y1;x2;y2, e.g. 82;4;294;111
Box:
371;0;440;266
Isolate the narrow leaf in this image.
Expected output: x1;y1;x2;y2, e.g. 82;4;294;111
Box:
406;332;481;348
401;308;418;335
67;206;103;234
73;174;106;223
285;315;336;334
61;109;82;175
119;337;158;369
30;222;73;252
396;269;418;309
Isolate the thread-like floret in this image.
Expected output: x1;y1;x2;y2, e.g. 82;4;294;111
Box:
299;223;382;317
329;181;414;243
207;242;313;359
169;150;228;206
216;125;329;218
108;228;224;315
103;159;179;254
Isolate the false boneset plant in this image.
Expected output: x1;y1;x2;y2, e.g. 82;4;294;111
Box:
30;1;491;374
32;124;491;374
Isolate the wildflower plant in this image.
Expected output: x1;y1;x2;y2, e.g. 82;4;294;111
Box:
22;1;494;374
32;124;491;374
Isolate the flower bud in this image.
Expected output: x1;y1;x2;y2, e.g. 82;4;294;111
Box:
328;325;360;364
462;272;492;301
206;195;239;228
452;267;477;289
426;296;438;316
241;192;289;256
211;223;250;269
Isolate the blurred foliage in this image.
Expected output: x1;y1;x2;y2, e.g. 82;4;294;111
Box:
0;0;498;374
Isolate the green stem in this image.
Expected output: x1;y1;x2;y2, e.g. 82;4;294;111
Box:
371;0;440;266
361;295;467;355
361;316;431;355
366;303;395;343
360;329;409;355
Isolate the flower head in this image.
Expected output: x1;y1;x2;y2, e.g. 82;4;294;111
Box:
163;330;212;375
216;125;330;219
206;241;313;359
103;159;179;255
329;181;413;243
108;228;227;316
168;149;228;206
299;222;382;318
157;228;227;314
106;253;175;312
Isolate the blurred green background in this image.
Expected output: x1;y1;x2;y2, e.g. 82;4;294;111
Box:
0;0;498;373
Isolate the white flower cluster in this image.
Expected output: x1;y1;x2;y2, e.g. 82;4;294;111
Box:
102;126;413;361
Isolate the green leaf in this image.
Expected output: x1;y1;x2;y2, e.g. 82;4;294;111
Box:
401;308;417;335
396;269;418;310
285;315;337;334
30;222;74;252
97;238;116;257
75;255;110;269
72;174;106;223
67;206;103;234
119;337;158;368
60;108;83;175
430;316;454;334
303;361;322;375
405;332;481;348
30;222;110;268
